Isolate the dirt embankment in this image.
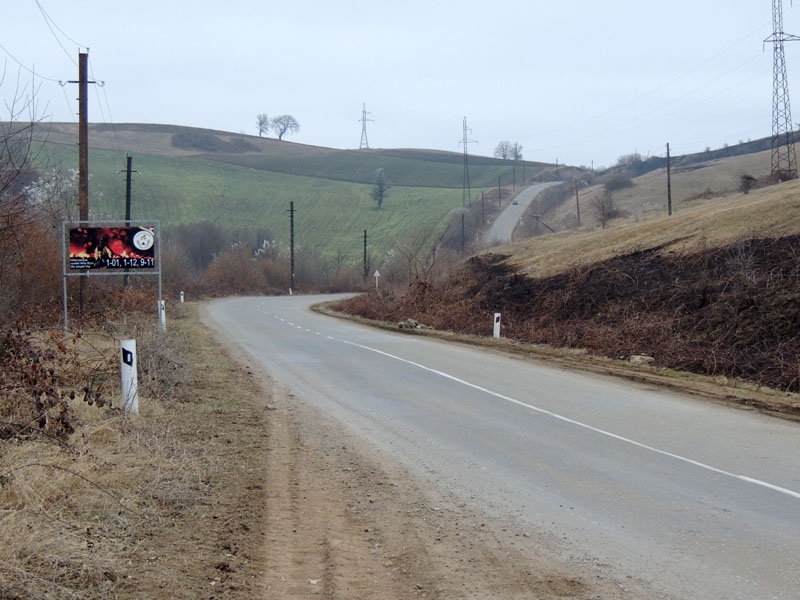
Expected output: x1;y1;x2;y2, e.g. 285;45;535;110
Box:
332;236;800;420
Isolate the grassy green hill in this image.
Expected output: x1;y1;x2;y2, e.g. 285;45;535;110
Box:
32;123;545;263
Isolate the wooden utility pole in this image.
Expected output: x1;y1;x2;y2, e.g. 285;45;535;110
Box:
666;142;672;216
74;51;90;313
461;213;465;251
288;201;295;292
78;52;89;222
574;180;581;227
125;155;134;223
124;155;134;287
363;229;368;282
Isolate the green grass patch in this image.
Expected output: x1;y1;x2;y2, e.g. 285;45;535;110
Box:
35;141;495;263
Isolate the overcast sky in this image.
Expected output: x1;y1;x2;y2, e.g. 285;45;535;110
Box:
2;1;797;167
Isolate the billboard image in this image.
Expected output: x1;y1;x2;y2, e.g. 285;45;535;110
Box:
69;226;156;270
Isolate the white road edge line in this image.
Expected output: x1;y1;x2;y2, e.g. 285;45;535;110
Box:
340;339;800;501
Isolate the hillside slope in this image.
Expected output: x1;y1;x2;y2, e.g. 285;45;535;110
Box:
542;150;773;231
31;123;546;262
334;180;800;404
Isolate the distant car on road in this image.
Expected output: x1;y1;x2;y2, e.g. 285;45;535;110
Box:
512;200;519;205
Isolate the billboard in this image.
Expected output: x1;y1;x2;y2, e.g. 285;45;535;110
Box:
69;226;156;270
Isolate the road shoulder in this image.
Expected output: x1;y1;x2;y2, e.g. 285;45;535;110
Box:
201;300;638;599
312;302;800;424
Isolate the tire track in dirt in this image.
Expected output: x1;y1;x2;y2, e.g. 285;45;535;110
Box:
253;377;638;599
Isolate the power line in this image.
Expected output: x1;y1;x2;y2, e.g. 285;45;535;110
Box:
531;52;768;155
536;21;772;142
35;1;85;49
88;55;124;156
0;43;61;82
59;81;76;122
35;0;80;66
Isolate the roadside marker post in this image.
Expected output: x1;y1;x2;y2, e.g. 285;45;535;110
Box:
374;269;381;289
179;291;184;303
158;300;166;331
120;339;139;414
493;313;501;338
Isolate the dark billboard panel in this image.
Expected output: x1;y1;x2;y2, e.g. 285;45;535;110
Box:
69;226;156;270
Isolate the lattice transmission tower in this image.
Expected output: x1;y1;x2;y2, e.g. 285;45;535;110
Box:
766;0;800;179
460;117;477;207
359;103;373;150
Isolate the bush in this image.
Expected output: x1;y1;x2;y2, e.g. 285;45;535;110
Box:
738;174;757;194
603;173;634;192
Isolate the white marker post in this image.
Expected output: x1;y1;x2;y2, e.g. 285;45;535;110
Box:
158;300;166;331
179;291;184;303
374;269;381;289
120;339;139;414
493;313;502;339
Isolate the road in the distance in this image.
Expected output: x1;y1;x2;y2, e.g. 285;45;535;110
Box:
204;295;800;600
483;181;560;246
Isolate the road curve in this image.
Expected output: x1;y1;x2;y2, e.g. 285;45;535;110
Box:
203;295;800;600
483;181;560;246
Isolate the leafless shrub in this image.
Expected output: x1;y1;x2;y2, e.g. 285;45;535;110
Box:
335;237;800;393
738;173;757;194
593;189;620;228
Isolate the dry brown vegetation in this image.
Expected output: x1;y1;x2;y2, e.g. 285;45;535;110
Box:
332;179;800;408
0;304;274;599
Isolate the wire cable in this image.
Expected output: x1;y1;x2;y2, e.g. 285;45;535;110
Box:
0;42;61;82
88;55;125;156
34;0;80;65
538;21;772;139
35;1;84;48
60;80;76;122
530;50;771;156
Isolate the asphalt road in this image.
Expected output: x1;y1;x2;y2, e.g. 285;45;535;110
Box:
483;181;560;246
204;295;800;600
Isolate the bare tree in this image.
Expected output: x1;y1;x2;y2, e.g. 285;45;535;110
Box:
494;141;523;160
371;168;391;209
0;69;62;321
593;188;618;229
494;141;512;159
271;114;300;140
738;173;757;194
256;113;269;137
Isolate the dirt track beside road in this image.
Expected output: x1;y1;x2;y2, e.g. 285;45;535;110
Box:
203;308;635;599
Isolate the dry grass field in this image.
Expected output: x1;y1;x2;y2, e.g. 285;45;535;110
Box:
510;170;800;277
0;306;273;598
544;149;774;232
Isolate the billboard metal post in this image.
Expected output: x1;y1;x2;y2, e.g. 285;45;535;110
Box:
62;224;69;334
